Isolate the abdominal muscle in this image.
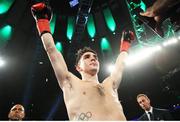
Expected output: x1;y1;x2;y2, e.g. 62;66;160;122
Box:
70;103;126;120
63;82;126;121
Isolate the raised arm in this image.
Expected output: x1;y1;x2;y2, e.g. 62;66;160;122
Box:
31;2;74;88
110;30;134;89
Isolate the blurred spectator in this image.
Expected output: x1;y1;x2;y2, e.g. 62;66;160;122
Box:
8;104;25;121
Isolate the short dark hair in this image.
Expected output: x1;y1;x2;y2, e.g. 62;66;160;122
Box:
75;47;97;65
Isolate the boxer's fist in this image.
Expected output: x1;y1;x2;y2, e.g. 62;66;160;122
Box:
121;30;135;43
31;2;52;35
120;30;135;52
31;2;52;21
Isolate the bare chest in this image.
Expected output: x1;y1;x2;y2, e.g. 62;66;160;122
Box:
82;84;106;96
64;82;119;107
63;82;123;120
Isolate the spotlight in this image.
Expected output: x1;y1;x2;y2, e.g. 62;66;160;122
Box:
153;45;162;51
55;42;63;52
162;38;178;47
39;61;43;65
100;37;111;51
178;36;180;40
125;45;162;66
107;64;115;73
69;0;79;7
0;57;5;67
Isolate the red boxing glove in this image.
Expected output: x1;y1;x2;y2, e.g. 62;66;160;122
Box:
36;19;50;36
120;30;135;52
31;2;52;36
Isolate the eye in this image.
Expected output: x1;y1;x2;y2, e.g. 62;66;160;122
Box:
84;54;90;59
12;108;17;111
18;108;23;111
94;55;98;60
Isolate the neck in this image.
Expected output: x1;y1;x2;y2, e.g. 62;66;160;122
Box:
9;119;22;121
81;72;99;83
145;106;152;111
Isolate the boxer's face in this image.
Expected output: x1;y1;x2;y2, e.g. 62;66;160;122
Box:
76;52;99;75
137;96;151;111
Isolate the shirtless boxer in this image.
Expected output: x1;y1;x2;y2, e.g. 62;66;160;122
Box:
31;2;134;120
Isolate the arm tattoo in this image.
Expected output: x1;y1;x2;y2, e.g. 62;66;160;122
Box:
78;112;92;120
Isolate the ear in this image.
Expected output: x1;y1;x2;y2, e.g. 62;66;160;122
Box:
76;64;82;72
22;112;25;119
8;112;11;119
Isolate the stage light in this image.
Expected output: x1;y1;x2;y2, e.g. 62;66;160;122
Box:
55;42;63;53
153;45;162;51
100;37;111;51
107;64;115;73
69;0;79;7
50;14;56;34
162;38;178;47
0;24;12;39
0;0;15;14
139;0;146;12
87;14;96;39
103;7;116;33
0;24;12;47
67;16;75;41
125;45;162;66
0;57;5;67
178;36;180;40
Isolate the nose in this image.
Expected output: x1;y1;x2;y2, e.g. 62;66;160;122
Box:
15;110;19;113
89;55;94;59
91;58;95;61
